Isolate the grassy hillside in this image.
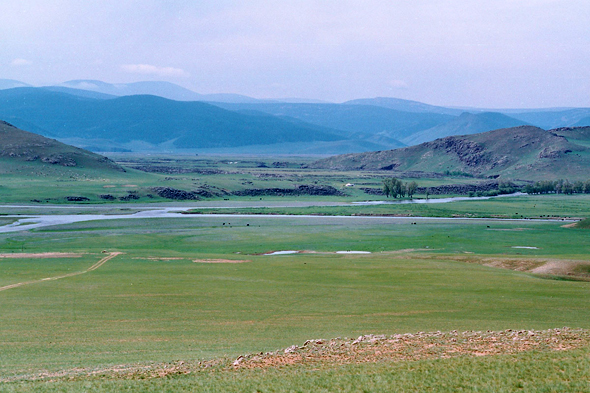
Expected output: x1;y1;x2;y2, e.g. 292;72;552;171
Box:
312;126;590;180
0;121;124;173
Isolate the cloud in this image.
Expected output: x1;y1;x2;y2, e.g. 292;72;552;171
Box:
10;58;33;66
121;64;189;78
62;81;100;90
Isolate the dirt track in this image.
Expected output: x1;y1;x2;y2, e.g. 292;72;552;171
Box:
0;252;122;292
0;252;82;259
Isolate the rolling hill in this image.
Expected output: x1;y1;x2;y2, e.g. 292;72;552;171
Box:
0;79;31;90
311;126;590;180
57;80;271;103
211;102;454;143
343;97;463;116
0;88;345;151
402;112;529;145
508;108;590;129
4;81;590;155
0;120;124;173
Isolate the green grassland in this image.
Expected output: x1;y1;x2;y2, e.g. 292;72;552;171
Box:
186;194;590;219
1;154;590;391
0;154;504;204
0;214;589;390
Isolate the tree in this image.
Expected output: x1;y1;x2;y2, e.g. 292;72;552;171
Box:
406;181;418;198
382;178;392;198
383;177;405;198
393;179;404;198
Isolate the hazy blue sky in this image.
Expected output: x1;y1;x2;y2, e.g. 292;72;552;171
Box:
1;0;588;107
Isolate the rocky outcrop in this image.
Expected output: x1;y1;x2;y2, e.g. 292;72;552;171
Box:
233;185;345;197
361;181;517;196
425;137;491;167
416;181;503;195
65;196;90;202
151;187;200;200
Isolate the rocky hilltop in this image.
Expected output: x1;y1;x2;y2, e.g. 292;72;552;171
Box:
311;126;590;180
0;120;124;172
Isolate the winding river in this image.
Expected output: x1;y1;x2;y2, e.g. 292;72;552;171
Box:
0;193;555;234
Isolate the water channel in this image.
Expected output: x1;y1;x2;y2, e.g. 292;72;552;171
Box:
0;193;556;234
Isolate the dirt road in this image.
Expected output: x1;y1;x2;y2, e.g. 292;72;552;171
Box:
0;252;122;292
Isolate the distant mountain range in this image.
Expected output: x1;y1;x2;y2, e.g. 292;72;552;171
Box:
311;126;590;180
1;79;590;154
0;88;344;151
0;79;31;90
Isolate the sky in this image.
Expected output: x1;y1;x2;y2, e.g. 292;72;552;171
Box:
1;0;589;108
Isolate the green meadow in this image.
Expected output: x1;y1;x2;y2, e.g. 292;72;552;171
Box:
186;193;590;219
1;155;590;391
0;212;589;391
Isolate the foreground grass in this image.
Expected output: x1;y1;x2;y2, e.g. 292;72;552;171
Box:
4;344;590;392
0;216;589;376
0;212;588;391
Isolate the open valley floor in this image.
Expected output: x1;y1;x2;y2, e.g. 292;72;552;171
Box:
0;198;589;391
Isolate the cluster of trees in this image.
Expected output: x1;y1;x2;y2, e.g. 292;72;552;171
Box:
383;178;418;198
523;179;590;194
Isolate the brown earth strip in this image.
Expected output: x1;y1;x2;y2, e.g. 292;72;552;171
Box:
193;259;251;263
410;254;590;279
0;252;82;259
2;328;587;382
233;328;589;370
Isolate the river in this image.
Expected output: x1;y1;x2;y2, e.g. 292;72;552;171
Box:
0;193;553;234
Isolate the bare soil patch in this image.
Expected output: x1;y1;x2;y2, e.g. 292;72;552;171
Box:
233;328;589;370
487;227;532;231
530;260;579;276
0;252;82;259
417;254;590;279
193;259;251;264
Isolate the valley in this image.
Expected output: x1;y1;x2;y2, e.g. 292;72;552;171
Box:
1;84;589;392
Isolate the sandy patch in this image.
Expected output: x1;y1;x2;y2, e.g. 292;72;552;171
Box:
561;223;578;228
0;252;82;259
263;250;299;255
530;260;579;275
424;254;590;279
487;228;532;231
123;184;138;187
193;259;251;264
103;185;116;188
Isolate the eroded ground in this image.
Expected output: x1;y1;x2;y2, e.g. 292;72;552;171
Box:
2;328;587;383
